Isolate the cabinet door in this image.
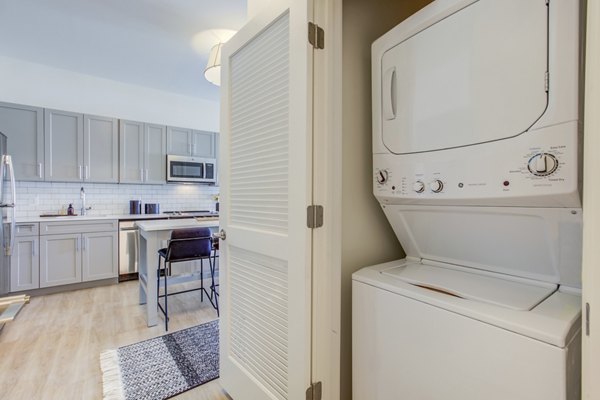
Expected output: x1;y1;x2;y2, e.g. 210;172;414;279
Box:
82;231;117;281
191;130;216;158
10;236;40;292
144;123;167;184
84;115;119;183
119;120;145;183
166;126;192;155
40;234;82;287
0;102;44;181
44;109;84;182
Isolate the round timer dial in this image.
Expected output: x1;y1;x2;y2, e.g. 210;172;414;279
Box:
527;153;559;177
376;169;389;184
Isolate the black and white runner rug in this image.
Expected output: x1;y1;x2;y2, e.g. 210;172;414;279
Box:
100;320;219;400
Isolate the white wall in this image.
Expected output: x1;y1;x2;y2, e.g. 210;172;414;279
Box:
247;0;273;19
0;55;220;131
340;1;432;399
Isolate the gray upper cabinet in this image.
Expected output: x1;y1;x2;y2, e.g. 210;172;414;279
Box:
120;120;166;184
44;109;84;182
167;127;216;158
145;123;167;183
166;126;193;155
84;114;119;183
191;130;216;158
0;102;44;181
45;110;119;183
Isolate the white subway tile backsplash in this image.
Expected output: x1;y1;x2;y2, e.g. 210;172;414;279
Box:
15;182;219;218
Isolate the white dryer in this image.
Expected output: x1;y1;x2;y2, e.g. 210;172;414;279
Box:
353;0;583;399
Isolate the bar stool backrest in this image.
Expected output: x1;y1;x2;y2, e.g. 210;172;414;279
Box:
165;227;213;263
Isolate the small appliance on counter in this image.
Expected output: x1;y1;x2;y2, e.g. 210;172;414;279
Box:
144;203;160;214
129;200;141;214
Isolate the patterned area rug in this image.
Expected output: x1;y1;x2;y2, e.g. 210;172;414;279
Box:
100;320;219;400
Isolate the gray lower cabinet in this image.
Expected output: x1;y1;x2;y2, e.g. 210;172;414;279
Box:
10;236;40;292
10;223;40;292
39;220;118;288
40;233;82;288
119;120;166;184
0;102;44;181
167;127;216;158
82;231;118;281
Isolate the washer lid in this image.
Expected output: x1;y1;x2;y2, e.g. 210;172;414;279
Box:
382;205;583;288
380;0;548;154
382;262;556;311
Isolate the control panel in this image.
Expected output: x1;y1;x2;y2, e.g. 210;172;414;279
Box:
372;122;580;207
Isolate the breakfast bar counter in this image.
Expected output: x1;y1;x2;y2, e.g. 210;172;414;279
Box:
136;218;219;327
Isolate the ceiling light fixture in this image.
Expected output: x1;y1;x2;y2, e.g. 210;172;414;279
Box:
204;42;223;86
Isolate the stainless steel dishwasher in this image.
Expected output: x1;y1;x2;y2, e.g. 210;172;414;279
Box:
119;220;139;282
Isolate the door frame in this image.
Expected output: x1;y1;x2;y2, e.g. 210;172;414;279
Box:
582;1;600;398
311;0;343;399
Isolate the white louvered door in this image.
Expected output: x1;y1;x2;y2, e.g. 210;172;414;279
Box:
219;0;314;399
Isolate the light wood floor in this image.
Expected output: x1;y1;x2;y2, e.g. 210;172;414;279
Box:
0;281;230;400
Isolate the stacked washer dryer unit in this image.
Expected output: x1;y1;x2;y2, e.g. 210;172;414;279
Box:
353;0;583;399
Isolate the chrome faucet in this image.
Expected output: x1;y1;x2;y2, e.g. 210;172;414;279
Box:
80;187;91;215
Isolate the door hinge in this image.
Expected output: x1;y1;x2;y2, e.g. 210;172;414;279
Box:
586;302;590;336
545;71;549;92
308;22;325;49
306;381;322;400
307;205;324;228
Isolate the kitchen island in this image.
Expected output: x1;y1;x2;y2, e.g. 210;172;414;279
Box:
136;218;219;327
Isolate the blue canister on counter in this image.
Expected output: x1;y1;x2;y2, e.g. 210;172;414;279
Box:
130;200;141;214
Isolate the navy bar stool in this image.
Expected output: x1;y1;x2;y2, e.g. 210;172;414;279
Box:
156;227;218;330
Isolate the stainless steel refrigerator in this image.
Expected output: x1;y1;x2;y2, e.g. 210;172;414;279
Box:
0;132;16;296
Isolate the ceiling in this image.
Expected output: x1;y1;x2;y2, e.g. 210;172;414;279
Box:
0;0;247;101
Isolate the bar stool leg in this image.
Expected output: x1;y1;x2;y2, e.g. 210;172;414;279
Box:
208;257;219;317
157;256;161;311
200;259;204;302
165;261;169;331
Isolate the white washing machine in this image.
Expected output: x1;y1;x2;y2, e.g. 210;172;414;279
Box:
353;0;583;399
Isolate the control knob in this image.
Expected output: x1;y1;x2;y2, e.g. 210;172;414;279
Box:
413;181;425;193
376;169;389;184
527;153;558;177
430;180;444;193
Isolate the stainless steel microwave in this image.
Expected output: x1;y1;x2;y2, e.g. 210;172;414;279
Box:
166;155;217;184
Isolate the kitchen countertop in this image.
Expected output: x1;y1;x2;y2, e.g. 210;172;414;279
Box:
15;213;182;223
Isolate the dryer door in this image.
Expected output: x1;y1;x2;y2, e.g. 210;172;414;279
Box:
381;0;548;154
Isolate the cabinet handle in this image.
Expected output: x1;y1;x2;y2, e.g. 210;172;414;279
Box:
76;237;80;252
140;168;144;181
32;243;36;256
78;165;82;180
85;165;89;180
145;169;149;182
83;237;86;251
189;143;193;155
38;163;42;178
